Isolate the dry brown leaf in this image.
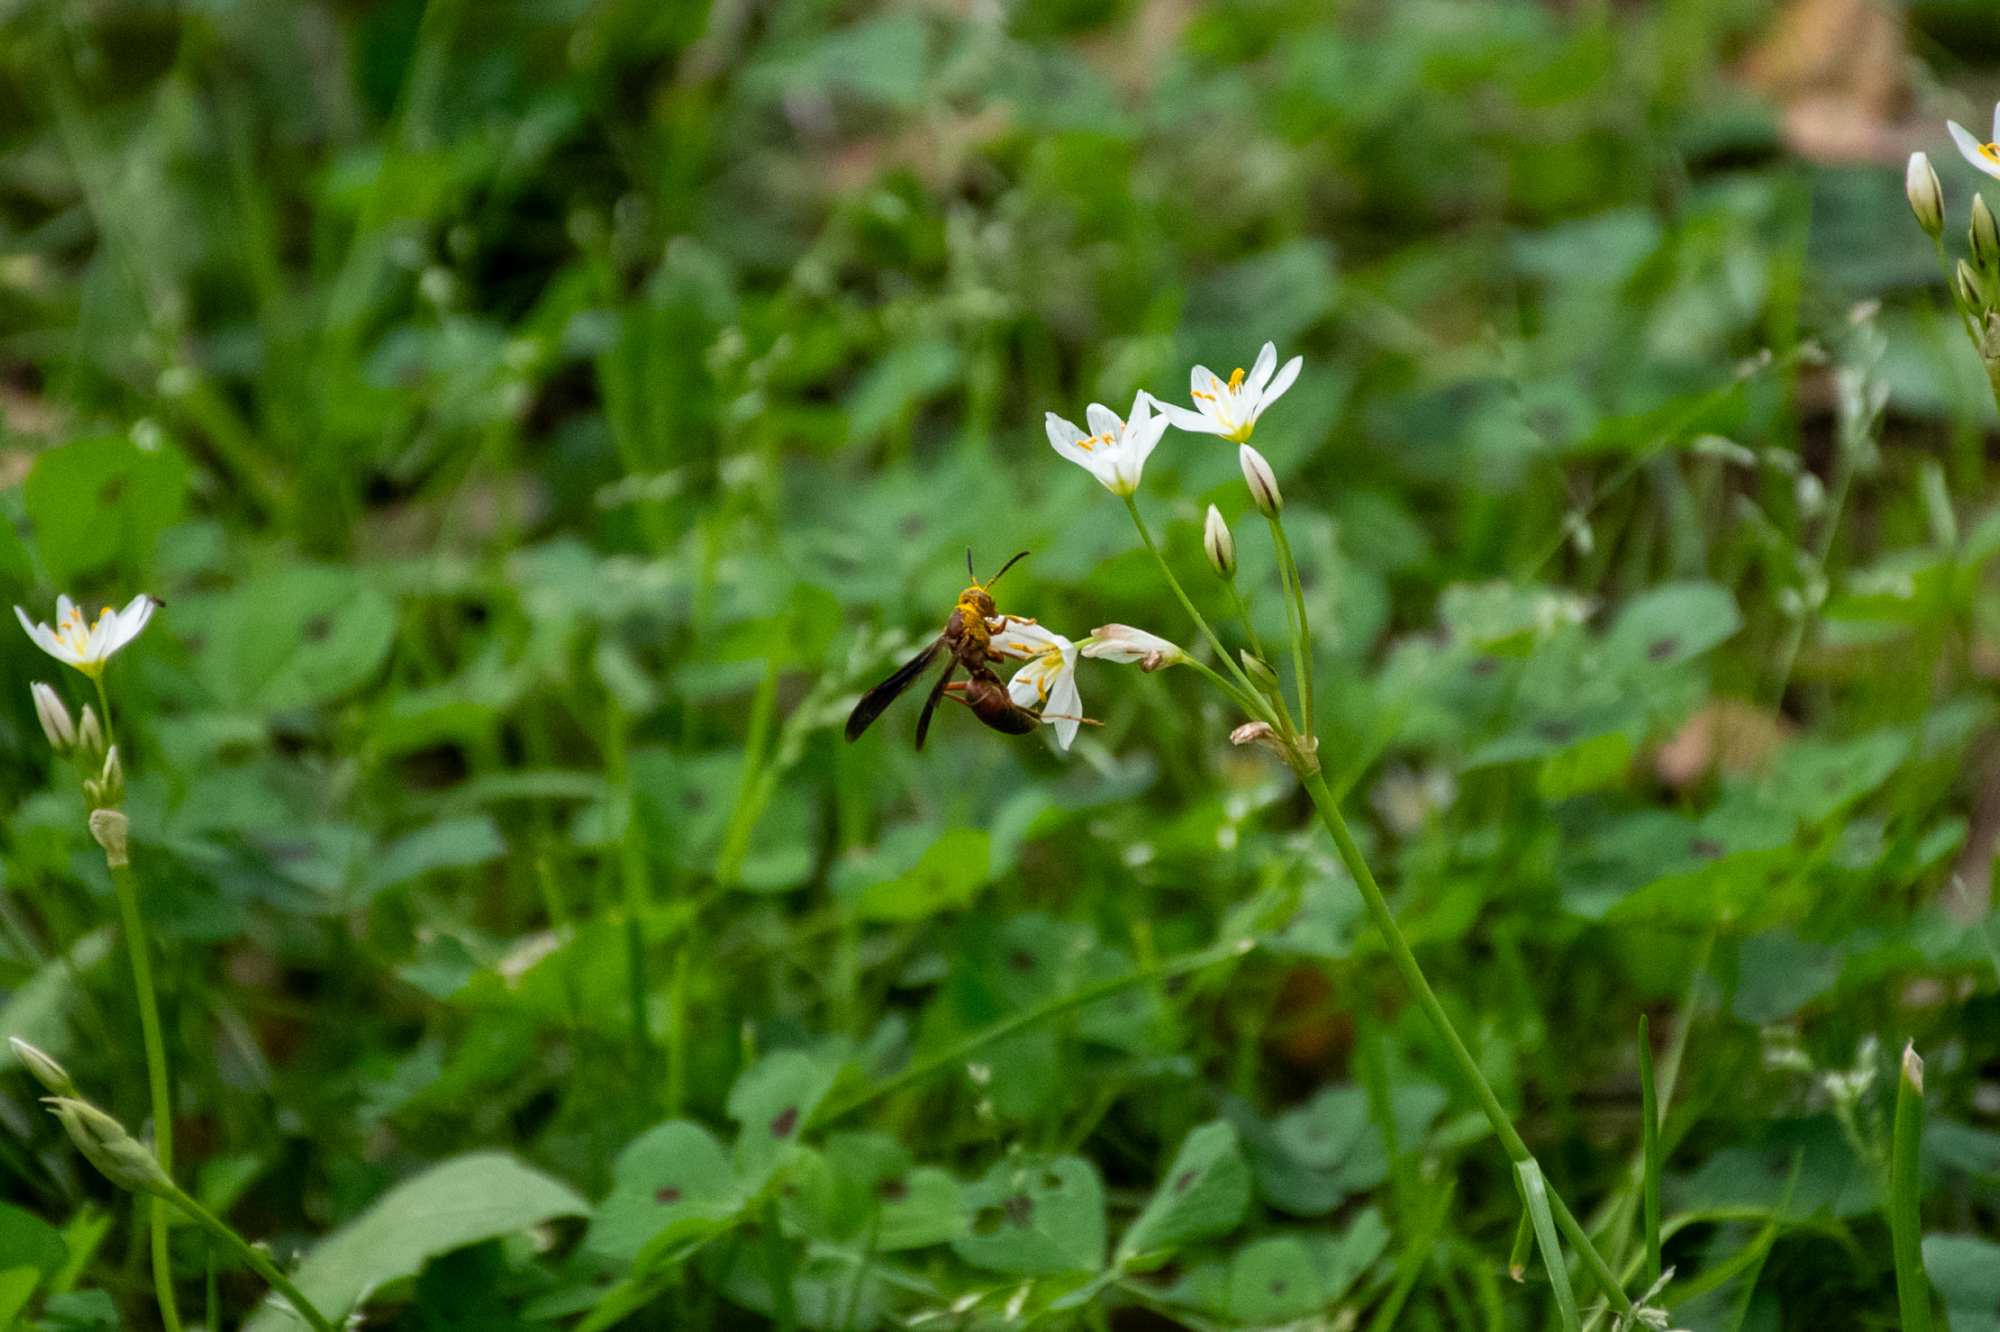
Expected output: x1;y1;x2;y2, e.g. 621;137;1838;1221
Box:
1737;0;1917;164
1655;697;1792;789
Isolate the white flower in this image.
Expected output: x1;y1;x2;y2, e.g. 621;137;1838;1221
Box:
990;621;1084;750
1154;342;1302;443
1950;106;2000;181
16;595;160;679
1082;625;1185;672
1045;392;1169;496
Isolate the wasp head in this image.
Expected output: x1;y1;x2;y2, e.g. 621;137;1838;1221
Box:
958;586;997;620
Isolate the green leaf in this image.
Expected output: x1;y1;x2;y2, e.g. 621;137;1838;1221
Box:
1315;1206;1390;1302
0;1204;65;1283
854;828;990;923
1923;1235;2000;1332
877;1167;968;1251
0;516;34;591
24;436;187;582
193;565;397;710
1538;731;1633;800
587;1121;739;1264
953;1156;1106;1275
1117;1121;1250;1262
40;1289;116;1332
1763;729;1909;825
1605;581;1742;670
1516;1160;1579;1332
242;1153;588;1332
0;1266;39;1332
366;817;507;900
728;1050;841;1185
1227;1237;1323;1321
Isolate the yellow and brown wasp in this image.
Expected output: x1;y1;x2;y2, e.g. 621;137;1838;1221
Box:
844;550;1070;749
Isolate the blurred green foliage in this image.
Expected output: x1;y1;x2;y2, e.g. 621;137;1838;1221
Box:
2;0;2000;1328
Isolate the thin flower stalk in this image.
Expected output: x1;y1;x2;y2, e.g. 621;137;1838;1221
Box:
1267;515;1315;737
1119;494;1275;721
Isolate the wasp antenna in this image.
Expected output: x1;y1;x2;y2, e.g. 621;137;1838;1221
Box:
985;550;1031;589
967;547;976;581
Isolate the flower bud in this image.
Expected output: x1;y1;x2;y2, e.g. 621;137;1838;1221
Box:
1203;505;1237;578
1228;721;1275;747
31;683;75;751
1239;445;1282;517
1907;152;1944;238
1083;624;1186;672
76;705;104;758
1239;651;1281;692
44;1097;171;1196
88;808;129;867
1958;259;1986;314
1973;194;1999;275
9;1037;78;1098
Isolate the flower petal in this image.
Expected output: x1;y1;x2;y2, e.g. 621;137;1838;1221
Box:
1990;100;1999;147
101;595;158;656
1006;660;1044;709
1045;658;1082;750
1154;400;1227;435
1046;412;1103;470
1249;355;1303;424
1084;402;1123;440
1245;342;1277;397
1949;121;2000;179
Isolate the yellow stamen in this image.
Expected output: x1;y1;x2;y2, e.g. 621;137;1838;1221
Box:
1227;367;1244;391
1983;142;2000;165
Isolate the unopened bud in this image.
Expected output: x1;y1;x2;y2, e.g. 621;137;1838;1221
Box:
1907;152;1944;238
1238;444;1282;517
1960;259;1987;314
1973;194;1999;275
9;1038;78;1097
1203;505;1237;578
31;684;75;750
43;1097;171;1196
88;808;129;867
1229;721;1275;747
1239;651;1280;692
76;705;103;758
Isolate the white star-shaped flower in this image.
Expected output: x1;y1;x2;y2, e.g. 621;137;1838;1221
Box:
990;620;1084;750
16;595;160;679
1046;391;1169;496
1154;342;1302;443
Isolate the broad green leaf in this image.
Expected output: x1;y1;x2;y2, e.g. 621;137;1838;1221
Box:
588;1121;738;1263
728;1049;841;1184
1924;1234;2000;1332
243;1153;588;1332
854;828;989;922
1315;1206;1391;1302
1117;1121;1250;1261
0;1266;38;1332
0;1203;65;1280
40;1289;116;1332
366;816;507;900
0;515;33;590
193;565;397;710
1227;1237;1323;1321
1729;928;1840;1023
1605;581;1741;670
953;1155;1106;1275
24;436;187;582
877;1167;968;1251
1763;729;1909;826
1538;731;1633;800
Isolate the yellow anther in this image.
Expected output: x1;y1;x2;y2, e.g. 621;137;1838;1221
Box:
1227;367;1245;391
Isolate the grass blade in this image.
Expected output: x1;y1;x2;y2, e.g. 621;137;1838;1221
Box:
1893;1044;1933;1332
1516;1160;1580;1332
1640;1013;1662;1288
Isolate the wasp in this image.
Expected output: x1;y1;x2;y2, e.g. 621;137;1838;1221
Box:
844;550;1080;749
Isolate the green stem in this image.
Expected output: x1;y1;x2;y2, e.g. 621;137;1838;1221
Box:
1892;1047;1933;1332
762;1199;798;1332
1223;577;1268;663
161;1186;336;1332
1122;495;1268;709
109;856;182;1332
1638;1015;1662;1288
1268;517;1314;736
603;699;654;1093
1295;769;1632;1316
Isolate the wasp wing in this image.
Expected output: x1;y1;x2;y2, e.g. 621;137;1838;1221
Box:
845;638;945;742
914;659;959;750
